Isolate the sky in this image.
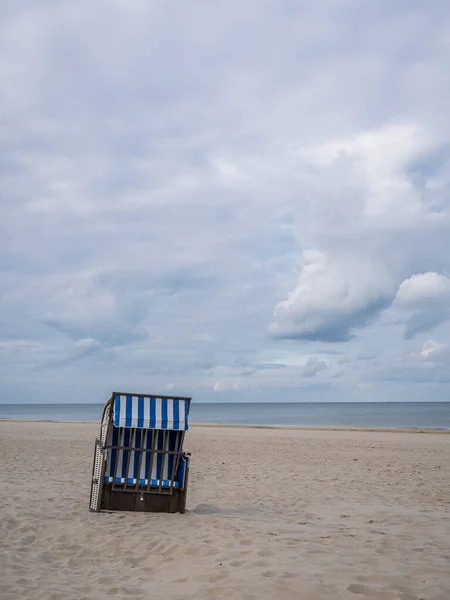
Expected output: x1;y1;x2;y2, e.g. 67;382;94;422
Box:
1;1;450;404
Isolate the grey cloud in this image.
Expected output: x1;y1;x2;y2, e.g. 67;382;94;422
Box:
301;357;327;377
332;371;344;379
42;273;151;346
403;312;448;340
337;358;351;366
356;351;378;362
270;300;390;343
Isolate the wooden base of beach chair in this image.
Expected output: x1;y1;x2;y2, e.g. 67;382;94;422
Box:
100;484;188;514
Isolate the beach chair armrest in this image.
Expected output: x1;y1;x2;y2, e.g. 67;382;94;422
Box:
95;438;106;453
176;453;191;488
182;452;191;467
91;439;107;488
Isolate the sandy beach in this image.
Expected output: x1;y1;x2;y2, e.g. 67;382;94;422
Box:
0;422;449;600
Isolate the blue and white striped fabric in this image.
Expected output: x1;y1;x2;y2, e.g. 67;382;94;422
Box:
113;395;190;430
104;427;187;488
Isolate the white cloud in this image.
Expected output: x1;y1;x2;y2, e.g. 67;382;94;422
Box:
213;379;240;392
420;340;446;358
270;250;394;342
395;272;450;306
393;273;450;338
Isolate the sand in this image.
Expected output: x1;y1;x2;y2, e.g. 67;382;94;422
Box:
0;422;449;600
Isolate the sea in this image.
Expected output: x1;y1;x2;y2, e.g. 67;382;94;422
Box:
0;402;450;429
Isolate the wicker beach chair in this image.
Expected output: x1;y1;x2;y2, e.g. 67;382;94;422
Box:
89;392;191;513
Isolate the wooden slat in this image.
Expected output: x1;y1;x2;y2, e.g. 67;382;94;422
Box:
104;445;182;455
146;430;156;494
111;428;123;491
134;430;145;492
158;431;168;494
106;485;173;495
97;441;108;511
122;429;135;491
172;432;185;489
169;431;180;494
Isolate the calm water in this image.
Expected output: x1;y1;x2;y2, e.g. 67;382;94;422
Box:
0;402;449;429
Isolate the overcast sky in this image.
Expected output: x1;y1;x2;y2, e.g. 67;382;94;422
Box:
1;1;450;403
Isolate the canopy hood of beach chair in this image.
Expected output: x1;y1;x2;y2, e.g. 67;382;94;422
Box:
111;392;191;431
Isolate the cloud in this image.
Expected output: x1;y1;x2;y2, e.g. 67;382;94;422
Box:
301;357;327;377
369;335;450;384
42;271;152;346
213;379;240;392
420;339;447;358
270;250;394;342
38;337;107;369
393;272;450;338
395;272;450;305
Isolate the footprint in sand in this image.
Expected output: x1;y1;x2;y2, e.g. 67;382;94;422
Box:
347;583;400;599
347;584;372;595
257;549;274;557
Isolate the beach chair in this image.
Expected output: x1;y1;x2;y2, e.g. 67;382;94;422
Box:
89;392;191;513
